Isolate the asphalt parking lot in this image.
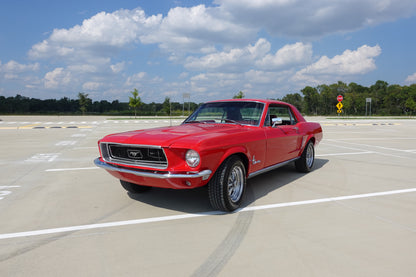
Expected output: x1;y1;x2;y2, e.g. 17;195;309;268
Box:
0;115;415;276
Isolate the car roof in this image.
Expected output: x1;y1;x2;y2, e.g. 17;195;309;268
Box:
206;99;289;105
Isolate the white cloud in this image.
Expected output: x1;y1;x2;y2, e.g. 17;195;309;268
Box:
405;72;416;84
111;62;125;74
215;0;416;38
185;38;270;71
82;82;103;91
125;72;164;88
44;68;72;89
184;40;313;73
29;8;162;60
8;1;410;102
0;60;39;73
293;45;382;84
256;42;313;69
141;5;257;54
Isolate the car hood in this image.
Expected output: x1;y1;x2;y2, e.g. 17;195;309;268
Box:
100;123;251;148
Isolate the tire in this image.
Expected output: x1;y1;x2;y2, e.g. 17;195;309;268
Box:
120;180;151;193
295;141;315;173
208;156;246;212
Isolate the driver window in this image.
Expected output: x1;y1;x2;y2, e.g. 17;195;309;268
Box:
265;105;297;126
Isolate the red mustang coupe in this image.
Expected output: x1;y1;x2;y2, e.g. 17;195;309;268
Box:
95;99;322;212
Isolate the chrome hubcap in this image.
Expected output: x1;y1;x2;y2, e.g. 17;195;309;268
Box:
306;143;314;168
227;165;244;203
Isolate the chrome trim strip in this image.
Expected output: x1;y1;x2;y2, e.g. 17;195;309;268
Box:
100;143;168;169
94;158;212;180
184;101;265;127
101;142;163;149
248;157;299;179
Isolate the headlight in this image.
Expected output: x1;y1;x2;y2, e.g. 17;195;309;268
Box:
186;149;200;168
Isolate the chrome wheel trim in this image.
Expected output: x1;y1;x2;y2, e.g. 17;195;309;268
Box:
227;165;244;203
306;143;314;168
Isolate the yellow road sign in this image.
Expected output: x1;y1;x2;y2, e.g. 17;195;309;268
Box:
336;102;343;109
337;109;342;113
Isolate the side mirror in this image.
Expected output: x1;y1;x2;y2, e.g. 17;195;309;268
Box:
272;117;283;127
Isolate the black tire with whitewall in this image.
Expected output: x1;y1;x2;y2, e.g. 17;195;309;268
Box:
208;156;246;212
295;141;315;173
120;180;151;193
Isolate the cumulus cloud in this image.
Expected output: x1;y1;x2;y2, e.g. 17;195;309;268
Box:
141;5;256;53
256;42;313;70
10;1;411;101
44;68;72;89
125;72;163;87
184;40;314;73
215;0;416;38
0;60;39;73
293;45;381;84
405;72;416;84
82;82;103;91
0;60;40;88
29;8;161;60
185;38;270;71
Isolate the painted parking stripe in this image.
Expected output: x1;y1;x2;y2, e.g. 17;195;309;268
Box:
45;167;98;172
316;151;374;157
1;188;415;240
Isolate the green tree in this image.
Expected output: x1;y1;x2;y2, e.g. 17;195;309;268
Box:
405;97;416;115
281;93;303;112
370;80;388;114
129;88;142;118
233;91;245;99
163;97;171;116
78;92;91;115
301;86;320;115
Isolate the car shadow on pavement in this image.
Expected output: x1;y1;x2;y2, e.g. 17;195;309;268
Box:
244;158;328;208
127;158;329;214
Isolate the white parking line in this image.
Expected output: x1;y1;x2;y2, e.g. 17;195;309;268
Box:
316;151;374;157
1;188;415;240
45;167;98;172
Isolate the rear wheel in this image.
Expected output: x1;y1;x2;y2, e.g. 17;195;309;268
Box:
295;141;315;173
208;156;246;212
120;180;151;193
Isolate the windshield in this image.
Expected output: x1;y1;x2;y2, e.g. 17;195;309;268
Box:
183;101;265;126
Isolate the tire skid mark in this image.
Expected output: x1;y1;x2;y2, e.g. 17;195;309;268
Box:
191;185;255;277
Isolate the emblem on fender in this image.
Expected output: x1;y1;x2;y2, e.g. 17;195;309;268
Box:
252;155;261;165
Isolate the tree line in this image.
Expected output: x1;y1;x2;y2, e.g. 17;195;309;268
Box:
0;93;198;116
281;80;416;116
1;80;415;116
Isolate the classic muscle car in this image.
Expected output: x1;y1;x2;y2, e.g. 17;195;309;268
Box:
95;99;323;212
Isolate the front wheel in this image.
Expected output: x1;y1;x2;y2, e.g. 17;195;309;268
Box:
120;180;151;193
208;156;246;212
295;141;315;173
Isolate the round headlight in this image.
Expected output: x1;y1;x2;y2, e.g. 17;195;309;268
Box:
186;150;200;168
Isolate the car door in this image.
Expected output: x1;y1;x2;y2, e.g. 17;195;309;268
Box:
264;105;302;166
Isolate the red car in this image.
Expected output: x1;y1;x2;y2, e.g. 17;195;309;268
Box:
95;99;322;212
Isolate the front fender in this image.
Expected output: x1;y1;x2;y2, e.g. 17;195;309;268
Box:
205;145;249;179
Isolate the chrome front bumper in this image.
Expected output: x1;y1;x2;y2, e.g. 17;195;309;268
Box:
94;158;212;180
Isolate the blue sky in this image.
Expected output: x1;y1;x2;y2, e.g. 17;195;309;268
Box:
1;0;416;103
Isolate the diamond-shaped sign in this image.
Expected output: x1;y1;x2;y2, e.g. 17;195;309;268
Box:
336;102;343;109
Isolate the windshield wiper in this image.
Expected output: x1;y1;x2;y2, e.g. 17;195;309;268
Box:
213;118;242;125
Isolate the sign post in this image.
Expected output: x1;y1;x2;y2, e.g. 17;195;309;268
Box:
365;98;372;117
336;95;343;115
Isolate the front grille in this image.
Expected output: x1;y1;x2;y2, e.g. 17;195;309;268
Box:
100;143;168;169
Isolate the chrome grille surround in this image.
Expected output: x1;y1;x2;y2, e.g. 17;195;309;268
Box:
100;142;168;169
